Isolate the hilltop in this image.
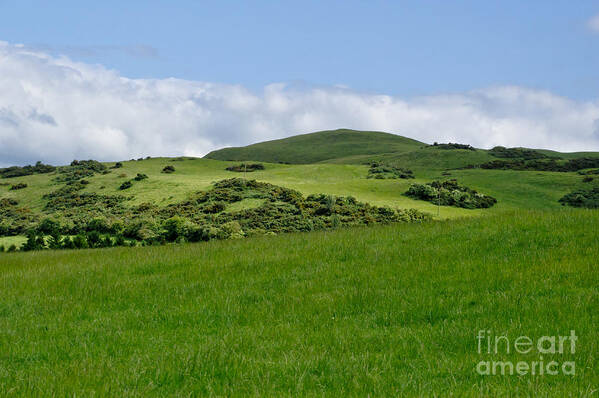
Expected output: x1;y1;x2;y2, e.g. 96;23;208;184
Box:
204;129;425;164
205;128;599;170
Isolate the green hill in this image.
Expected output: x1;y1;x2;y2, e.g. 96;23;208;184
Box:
206;128;599;172
2;130;599;396
204;129;426;164
2;129;599;251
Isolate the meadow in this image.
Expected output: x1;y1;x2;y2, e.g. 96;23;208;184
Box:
1;129;598;395
0;210;597;396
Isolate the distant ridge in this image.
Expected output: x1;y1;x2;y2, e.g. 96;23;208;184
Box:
204;129;426;164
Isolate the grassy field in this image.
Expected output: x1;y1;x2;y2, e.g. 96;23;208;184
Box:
1;156;593;216
0;210;597;396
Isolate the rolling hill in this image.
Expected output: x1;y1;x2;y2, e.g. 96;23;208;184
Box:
2;129;599;395
2;128;599;251
204;129;426;164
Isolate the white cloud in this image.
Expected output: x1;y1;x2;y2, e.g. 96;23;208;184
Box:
1;40;599;166
588;14;599;32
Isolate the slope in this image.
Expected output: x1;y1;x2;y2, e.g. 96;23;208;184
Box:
203;129;426;164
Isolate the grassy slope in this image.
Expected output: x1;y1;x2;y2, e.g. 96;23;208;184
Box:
327;147;496;169
204;129;425;164
0;156;594;232
0;210;597;396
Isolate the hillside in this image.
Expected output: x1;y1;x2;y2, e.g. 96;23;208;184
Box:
204;129;426;164
2;129;599;251
205;129;599;172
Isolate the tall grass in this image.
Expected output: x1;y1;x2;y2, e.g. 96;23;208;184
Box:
0;210;598;396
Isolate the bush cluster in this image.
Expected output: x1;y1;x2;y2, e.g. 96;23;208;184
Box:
226;163;265;172
578;169;599;175
119;181;133;190
558;187;599;209
120;173;148;190
367;163;414;179
0;161;55;178
10;183;27;190
0;198;39;235
405;179;497;209
5;178;430;252
488;146;550;160
477;157;599;173
162;165;176;173
431;142;475;151
54;159;107;183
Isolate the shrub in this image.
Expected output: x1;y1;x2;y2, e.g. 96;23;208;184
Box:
162;217;186;242
432;142;475;151
405;179;497;209
54;160;106;183
583;176;594;183
22;230;45;251
119;181;133;190
134;173;148;181
0;161;55;178
10;183;27;190
489;146;549;160
367;163;414;179
226;163;265;172
7;244;17;252
559;187;599;209
478;157;599;173
72;234;89;249
111;162;123;169
162;165;176;173
37;218;61;235
86;217;110;233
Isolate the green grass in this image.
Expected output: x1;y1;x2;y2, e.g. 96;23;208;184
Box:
0;210;597;396
2;156;596;228
204;129;426;164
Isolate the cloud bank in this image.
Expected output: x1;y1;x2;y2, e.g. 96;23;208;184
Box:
1;41;598;166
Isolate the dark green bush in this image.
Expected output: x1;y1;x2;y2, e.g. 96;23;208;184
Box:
489;146;549;160
119;181;133;190
0;161;55;178
478;157;599;172
55;160;106;183
367;163;414;179
559;187;599;209
37;218;61;235
72;234;89;249
431;142;475;151
134;173;148;181
162;165;175;173
226;163;265;172
10;183;27;190
405;179;497;209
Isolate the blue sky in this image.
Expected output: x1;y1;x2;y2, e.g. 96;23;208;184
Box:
2;0;598;99
1;1;599;165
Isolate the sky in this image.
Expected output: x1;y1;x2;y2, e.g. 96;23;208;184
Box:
1;0;599;165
